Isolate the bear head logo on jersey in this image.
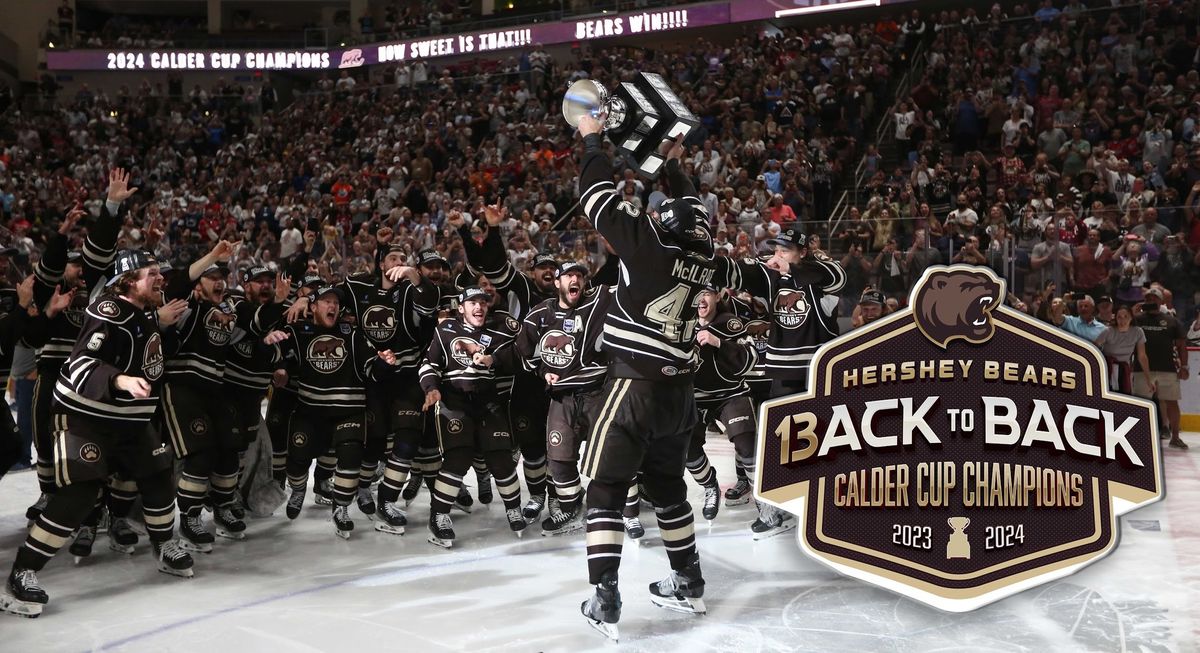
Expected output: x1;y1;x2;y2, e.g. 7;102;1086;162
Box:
913;269;1002;348
142;332;164;381
308;335;347;372
538;330;576;369
361;305;397;342
203;306;235;345
450;337;485;367
774;288;811;328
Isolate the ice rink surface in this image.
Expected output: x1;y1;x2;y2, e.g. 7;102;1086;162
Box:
1;433;1197;652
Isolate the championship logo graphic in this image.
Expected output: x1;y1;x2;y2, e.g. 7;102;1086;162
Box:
538;330;576;369
756;266;1162;612
142;332;164;380
308;335;347;373
361;305;397;342
203;307;235;345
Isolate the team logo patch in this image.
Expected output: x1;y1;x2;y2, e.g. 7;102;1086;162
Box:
758;266;1162;612
142;332;164;380
79;442;101;463
505;316;520;332
97;300;120;318
538;330;576;369
661;366;678;377
307;335;348;373
773;288;811;329
516;416;529;431
447;419;463;434
450;337;485;367
190;419;208;435
292;432;308;447
727;318;743;332
203;306;235;345
361;305;397;342
549;431;562;446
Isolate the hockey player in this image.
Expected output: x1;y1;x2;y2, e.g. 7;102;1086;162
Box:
419;285;527;547
2;250;193;618
270;285;397;539
516;261;612;536
713;226;845;538
721;293;770;507
0;277;35;484
453;211;557;522
689;285;758;524
575;118;712;640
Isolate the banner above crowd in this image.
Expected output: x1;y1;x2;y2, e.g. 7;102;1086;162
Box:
46;0;896;72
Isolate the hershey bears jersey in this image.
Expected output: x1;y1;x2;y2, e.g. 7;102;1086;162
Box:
579;150;713;384
420;314;521;397
279;321;380;416
694;312;757;406
516;286;612;392
716;256;845;382
223;294;283;393
54;295;164;426
359;278;440;378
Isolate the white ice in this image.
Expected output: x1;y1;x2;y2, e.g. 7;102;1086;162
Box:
1;433;1198;652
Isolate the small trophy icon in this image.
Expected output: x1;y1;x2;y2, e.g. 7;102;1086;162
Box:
947;517;971;560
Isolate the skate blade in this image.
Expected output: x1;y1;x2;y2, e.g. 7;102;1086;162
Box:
0;593;45;618
427;535;453;548
725;496;751;507
178;540;213;554
452;504;473;514
542;523;584;537
72;553;92;565
651;595;707;615
215;528;247;541
374;522;405;535
158;565;195;579
752;519;797;541
313;496;333;507
586;618;619;642
512;528;525;539
335;529;351;540
108;542;136;555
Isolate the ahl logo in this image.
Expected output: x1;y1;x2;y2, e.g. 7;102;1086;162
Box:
142;332;164;380
756;266;1162;612
450;337;485;367
79;442;102;463
538;330;576;369
338;48;365;68
307;335;347;373
361;305;397;342
773;288;810;329
549;431;562;446
204;307;235;345
190;418;208;435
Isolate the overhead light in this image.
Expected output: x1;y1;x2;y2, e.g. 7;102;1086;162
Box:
775;0;880;18
339;41;346;46
506;2;514;8
47;41;54;48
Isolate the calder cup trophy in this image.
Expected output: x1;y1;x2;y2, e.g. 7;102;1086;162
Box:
562;72;700;179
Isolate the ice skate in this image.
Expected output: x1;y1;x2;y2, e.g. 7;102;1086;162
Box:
522;493;546;522
701;484;721;522
332;504;354;540
581;570;621;642
507;508;528;537
229;492;247;521
1;568;48;618
428;512;455;548
374;501;407;535
214;505;247;540
178;513;214;553
108;517;138;554
286;485;306;520
751;502;796;540
724;478;752;506
476;471;493;504
452;486;474;514
623;516;644;540
401;473;422;506
70;526;96;564
313;478;334;506
649;553;706;614
356;485;377;518
153;539;195;578
24;493;48;525
541;502;583;537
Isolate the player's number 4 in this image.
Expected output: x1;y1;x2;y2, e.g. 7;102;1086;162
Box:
643;283;701;344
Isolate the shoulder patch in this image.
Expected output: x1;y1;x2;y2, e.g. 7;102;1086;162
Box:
727;318;743;332
339;323;352;335
506;316;520;332
96;300;120;318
